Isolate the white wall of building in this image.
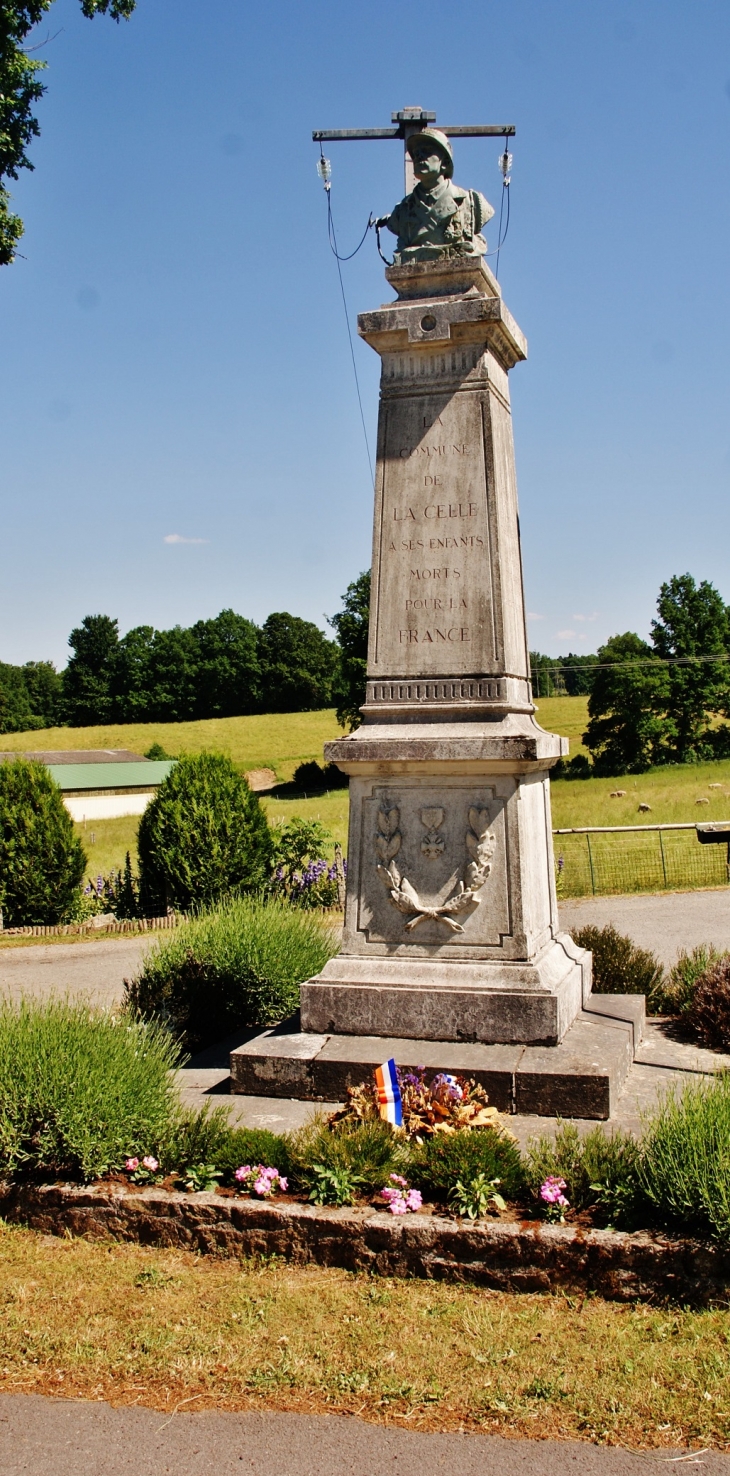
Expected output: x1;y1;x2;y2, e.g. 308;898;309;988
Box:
64;792;155;821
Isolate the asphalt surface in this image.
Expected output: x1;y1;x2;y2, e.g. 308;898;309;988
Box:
2;890;729;1011
559;889;730;967
0;1398;725;1475
0;936;151;1008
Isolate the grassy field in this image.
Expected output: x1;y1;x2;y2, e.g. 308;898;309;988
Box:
9;700;730;893
0;710;346;783
0;1225;727;1449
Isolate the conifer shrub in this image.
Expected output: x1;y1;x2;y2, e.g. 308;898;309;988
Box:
571;923;664;1006
0;758;86;926
166;1108;291;1184
137;753;272;914
288;1116;408;1198
125;895;338;1050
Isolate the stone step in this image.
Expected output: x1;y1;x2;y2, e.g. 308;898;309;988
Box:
230;994;644;1121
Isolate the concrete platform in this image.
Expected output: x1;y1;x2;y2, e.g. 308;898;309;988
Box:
229;994;645;1120
175;1016;728;1143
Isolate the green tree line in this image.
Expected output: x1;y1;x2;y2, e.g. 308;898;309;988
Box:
0;606;347;731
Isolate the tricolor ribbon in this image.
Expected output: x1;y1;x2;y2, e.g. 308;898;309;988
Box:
374;1058;402;1127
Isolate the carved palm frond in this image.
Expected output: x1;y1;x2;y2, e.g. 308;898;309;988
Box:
377;807;400;836
468;807;491;837
440;888;480;917
375;832;401;863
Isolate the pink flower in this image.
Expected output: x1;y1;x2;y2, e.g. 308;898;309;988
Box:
278;1176;288;1192
235;1164;285;1197
389;1174;408;1187
142;1156;159;1172
540;1176;569;1207
125;1157;139;1172
380;1180;422;1214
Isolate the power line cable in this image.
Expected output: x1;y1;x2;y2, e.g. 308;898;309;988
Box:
317;151;374;483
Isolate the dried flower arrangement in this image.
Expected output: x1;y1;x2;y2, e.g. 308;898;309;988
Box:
329;1065;511;1139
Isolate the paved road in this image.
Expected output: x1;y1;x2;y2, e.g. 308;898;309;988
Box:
559;889;730;967
0;1397;725;1475
0;937;151;1008
2;889;730;1010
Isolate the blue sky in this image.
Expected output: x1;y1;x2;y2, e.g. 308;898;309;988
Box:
1;0;729;668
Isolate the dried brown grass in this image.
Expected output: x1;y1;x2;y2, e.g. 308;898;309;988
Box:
0;1222;729;1448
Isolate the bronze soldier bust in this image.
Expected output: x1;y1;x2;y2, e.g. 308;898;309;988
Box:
378;127;495;264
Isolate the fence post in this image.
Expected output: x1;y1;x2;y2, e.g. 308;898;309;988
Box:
658;830;668;888
586;834;596;895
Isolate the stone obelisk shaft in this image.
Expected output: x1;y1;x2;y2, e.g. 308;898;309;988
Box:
300;257;589;1047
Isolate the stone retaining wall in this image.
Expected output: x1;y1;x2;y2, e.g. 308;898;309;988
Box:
1;1182;728;1305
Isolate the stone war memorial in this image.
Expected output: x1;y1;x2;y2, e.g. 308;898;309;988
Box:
233;109;644;1119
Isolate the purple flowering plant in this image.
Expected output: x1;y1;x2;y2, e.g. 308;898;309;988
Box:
269;818;346;909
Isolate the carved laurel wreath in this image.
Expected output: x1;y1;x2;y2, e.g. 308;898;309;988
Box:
375;806;495;933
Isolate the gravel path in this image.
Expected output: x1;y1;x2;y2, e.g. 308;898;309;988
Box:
0;1397;725;1475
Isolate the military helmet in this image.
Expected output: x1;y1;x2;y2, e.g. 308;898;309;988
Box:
406;126;454;178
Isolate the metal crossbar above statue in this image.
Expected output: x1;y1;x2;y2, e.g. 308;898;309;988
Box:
313;108;514;264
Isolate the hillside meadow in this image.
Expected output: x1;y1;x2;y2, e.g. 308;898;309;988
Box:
7;700;730;885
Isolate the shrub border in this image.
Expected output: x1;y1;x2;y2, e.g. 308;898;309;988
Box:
1;1181;728;1305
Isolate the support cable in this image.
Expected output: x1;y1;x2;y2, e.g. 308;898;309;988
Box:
317;151;374;484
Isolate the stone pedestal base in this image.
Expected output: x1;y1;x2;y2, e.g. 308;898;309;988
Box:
230;995;646;1121
300;934;588;1047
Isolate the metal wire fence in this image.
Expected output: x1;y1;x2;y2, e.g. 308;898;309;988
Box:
553;824;730;898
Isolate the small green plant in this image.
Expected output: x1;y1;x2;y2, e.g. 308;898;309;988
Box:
410;1126;524;1203
307;1164;365;1206
525;1120;642;1227
449;1173;506;1220
123;1154;163;1185
290;1117;409;1200
0;758;86;926
137;752;272;914
125;895;338;1051
571;923;664;1003
539;1175;570;1222
234;1164;288;1197
180;1163;222;1193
